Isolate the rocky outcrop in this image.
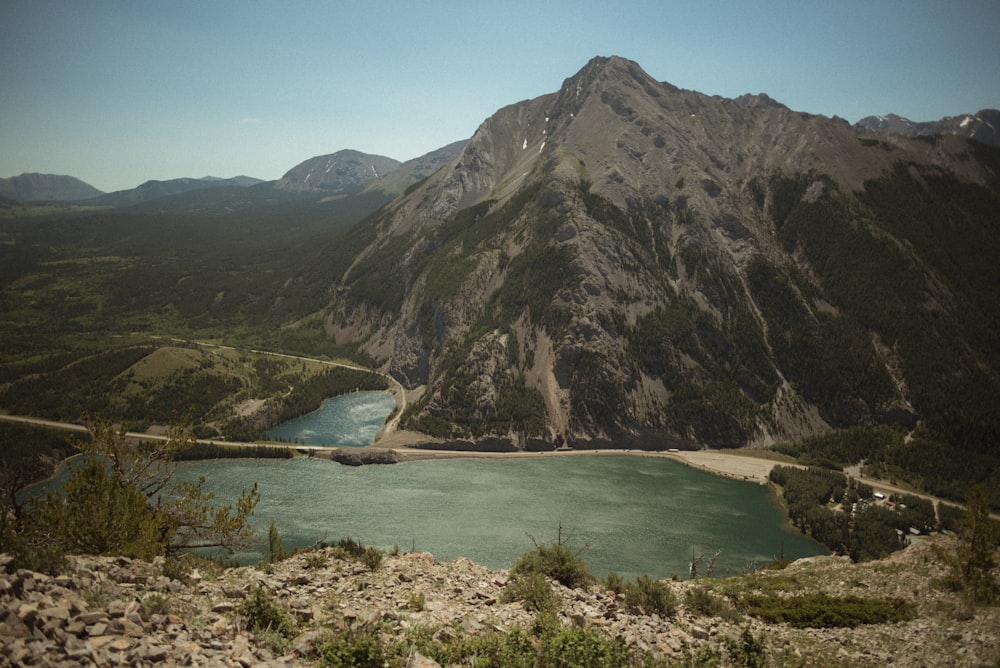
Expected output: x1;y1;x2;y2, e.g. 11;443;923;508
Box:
2;537;997;666
0;553;295;667
329;447;399;466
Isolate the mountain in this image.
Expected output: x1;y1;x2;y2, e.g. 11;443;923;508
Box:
323;56;1000;467
275;149;401;193
89;175;264;207
0;172;104;201
198;175;263;187
733;92;789;111
94;143;467;214
856;109;1000;147
363;140;468;197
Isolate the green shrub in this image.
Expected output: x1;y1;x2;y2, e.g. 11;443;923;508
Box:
162;555;191;583
501;572;559;613
378;614;668;667
405;591;426;611
938;503;965;533
685;585;738;619
539;623;639;667
509;526;595;589
622;575;677;617
266;520;288;564
141;593;171;618
240;587;296;639
317;629;387;668
603;571;626;595
739;592;914;628
305;551;328;570
360;546;383;572
941;487;1000;604
723;627;767;668
334;536;366;559
162;552;228;582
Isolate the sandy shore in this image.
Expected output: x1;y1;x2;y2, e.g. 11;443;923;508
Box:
370;432;786;484
668;450;782;483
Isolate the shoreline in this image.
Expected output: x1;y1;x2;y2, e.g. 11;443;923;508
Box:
369;432;787;485
372;425;790;484
3;412;783;490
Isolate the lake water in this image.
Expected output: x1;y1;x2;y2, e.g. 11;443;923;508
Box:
172;455;824;579
27;392;825;579
266;391;395;446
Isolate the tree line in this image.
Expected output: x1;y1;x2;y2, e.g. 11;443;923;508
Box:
768;464;996;570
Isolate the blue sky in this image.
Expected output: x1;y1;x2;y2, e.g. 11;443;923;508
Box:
2;1;998;192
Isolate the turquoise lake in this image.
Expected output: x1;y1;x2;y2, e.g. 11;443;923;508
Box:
29;393;825;579
265;391;396;446
170;455;824;579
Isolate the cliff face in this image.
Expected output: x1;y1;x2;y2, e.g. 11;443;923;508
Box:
325;56;1000;451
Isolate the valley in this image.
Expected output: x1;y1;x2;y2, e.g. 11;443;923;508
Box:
3;57;999;511
0;55;998;663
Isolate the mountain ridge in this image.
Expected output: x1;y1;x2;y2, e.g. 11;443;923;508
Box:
323;56;1000;466
856;109;1000;147
0;172;104;202
89;175;265;207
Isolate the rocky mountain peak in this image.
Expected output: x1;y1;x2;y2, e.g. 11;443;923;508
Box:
276;149;401;193
387;57;683;231
557;55;667;104
326;56;1000;455
734;92;788;110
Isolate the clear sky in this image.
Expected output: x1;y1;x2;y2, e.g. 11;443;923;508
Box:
2;0;998;192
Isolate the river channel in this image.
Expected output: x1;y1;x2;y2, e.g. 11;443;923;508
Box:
266;392;396;446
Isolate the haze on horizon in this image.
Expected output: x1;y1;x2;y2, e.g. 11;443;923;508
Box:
2;0;998;193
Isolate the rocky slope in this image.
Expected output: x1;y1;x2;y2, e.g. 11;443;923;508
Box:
324;56;1000;452
3;537;997;667
363;140;469;197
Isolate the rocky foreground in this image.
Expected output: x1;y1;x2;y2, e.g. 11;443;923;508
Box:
1;537;997;667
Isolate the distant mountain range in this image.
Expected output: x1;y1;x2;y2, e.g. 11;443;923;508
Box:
2;143;468;209
855;110;1000;147
0;173;105;202
89;176;265;207
271;142;470;198
5;104;993;207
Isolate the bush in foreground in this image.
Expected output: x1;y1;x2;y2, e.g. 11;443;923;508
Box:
509;524;595;589
501;571;559;613
604;571;679;617
1;417;259;573
314;613;669;668
738;592;914;628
